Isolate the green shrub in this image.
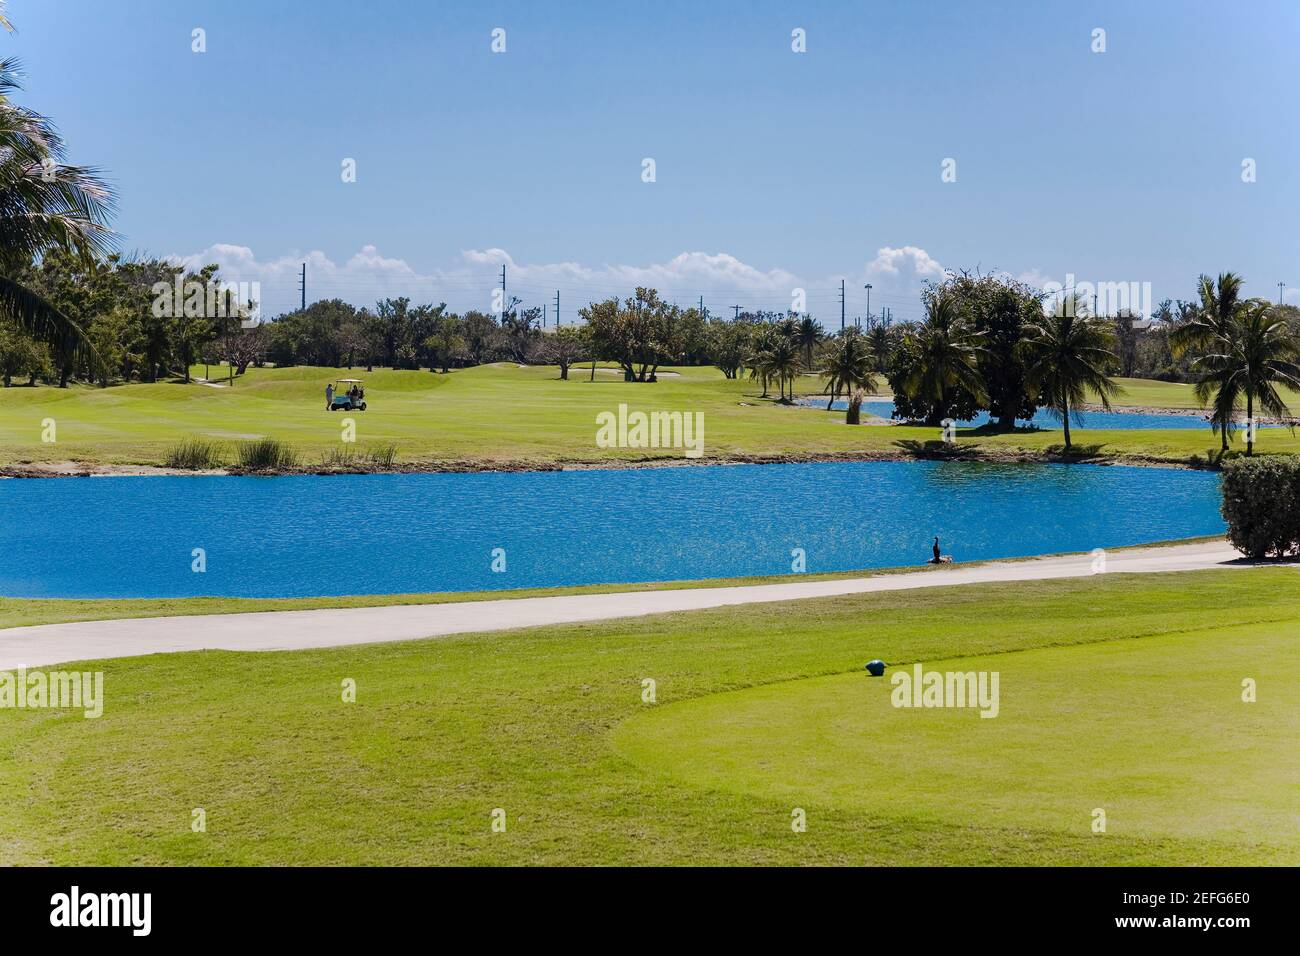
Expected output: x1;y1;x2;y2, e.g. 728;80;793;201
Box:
164;436;224;470
236;438;298;471
1220;456;1300;558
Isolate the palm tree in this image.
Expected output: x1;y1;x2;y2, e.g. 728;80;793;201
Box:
1189;354;1244;454
745;325;773;397
1171;273;1245;452
759;335;801;402
822;332;875;421
899;290;987;426
1020;293;1121;451
1230;301;1300;456
864;317;896;374
793;315;823;370
0;51;115;384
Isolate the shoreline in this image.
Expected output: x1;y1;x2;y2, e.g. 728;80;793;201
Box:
0;540;1249;669
0;532;1232;611
0;444;1228;479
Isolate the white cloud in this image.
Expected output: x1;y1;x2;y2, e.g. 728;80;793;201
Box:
167;244;806;318
1015;268;1055;289
863;246;946;283
167;242;971;323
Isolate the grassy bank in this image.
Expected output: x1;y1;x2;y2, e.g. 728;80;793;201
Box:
0;364;1294;471
0;567;1292;865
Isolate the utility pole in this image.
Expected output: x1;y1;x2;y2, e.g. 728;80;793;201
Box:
299;262;306;311
500;264;507;319
1279;282;1286;305
864;284;872;326
699;295;705;319
542;304;547;327
732;304;742;321
839;279;845;331
554;290;560;328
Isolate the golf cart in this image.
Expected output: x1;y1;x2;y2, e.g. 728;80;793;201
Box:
330;378;367;411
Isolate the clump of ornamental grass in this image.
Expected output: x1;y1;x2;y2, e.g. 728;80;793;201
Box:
321;445;357;468
164;436;224;470
236;438;298;471
319;443;398;470
367;443;398;469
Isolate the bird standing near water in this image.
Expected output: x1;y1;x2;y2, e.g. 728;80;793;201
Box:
933;536;941;563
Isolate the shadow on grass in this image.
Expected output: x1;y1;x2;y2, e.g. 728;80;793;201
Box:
1038;442;1110;459
892;439;968;456
965;423;1047;436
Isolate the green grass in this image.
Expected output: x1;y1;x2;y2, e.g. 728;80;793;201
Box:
0;567;1294;865
614;622;1295;854
1;364;1295;469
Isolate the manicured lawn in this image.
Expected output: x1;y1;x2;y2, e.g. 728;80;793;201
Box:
0;567;1293;865
615;621;1295;853
0;364;1294;469
1101;376;1300;410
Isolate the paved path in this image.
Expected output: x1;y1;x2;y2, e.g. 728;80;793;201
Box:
0;541;1250;669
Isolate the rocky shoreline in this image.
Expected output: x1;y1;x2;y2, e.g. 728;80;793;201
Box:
0;442;1227;480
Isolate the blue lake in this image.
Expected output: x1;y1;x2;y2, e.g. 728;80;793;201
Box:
800;398;1272;431
1;462;1224;598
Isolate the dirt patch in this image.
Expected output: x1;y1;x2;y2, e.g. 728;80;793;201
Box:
0;461;229;478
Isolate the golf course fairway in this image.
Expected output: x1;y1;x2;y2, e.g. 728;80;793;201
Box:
613;621;1298;861
2;569;1295;866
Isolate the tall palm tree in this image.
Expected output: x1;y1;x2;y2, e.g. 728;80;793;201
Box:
0;51;115;381
1171;273;1245;452
822;331;875;421
761;335;802;402
1189;353;1244;455
864;317;896;374
1230;301;1300;456
793;314;823;370
745;324;779;397
1020;294;1121;451
899;290;987;426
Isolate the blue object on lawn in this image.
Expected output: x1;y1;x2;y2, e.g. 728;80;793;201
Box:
865;659;886;677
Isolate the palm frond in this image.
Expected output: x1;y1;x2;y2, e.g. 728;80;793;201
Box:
0;272;94;365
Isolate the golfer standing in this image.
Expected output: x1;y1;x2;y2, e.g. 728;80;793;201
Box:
325;382;334;410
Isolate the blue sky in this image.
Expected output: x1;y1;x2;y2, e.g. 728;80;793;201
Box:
10;0;1299;319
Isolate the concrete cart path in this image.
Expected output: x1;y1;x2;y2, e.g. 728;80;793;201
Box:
0;540;1249;669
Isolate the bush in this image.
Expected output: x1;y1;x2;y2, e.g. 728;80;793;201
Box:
164;436;224;470
1220;456;1300;558
236;438;299;471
